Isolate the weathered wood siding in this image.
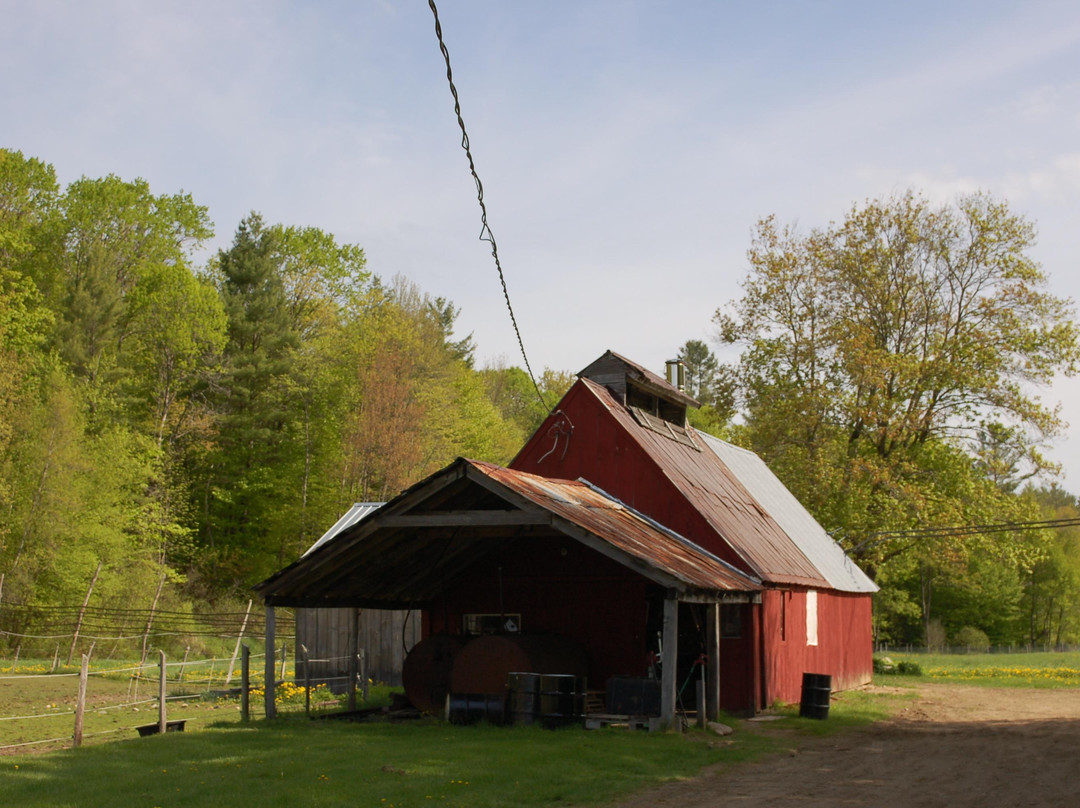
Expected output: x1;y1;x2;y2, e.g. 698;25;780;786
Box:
295;608;421;691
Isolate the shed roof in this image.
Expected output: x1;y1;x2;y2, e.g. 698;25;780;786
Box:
303;502;383;556
255;458;760;608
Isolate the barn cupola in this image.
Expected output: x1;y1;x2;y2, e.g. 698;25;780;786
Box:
578;350;701;449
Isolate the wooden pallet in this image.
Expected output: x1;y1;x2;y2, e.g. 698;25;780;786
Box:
584;713;651;731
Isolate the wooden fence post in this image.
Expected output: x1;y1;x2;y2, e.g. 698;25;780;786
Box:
264;605;277;719
73;653;88;747
224;599;252;687
139;572;167;669
241;644;250;723
158;650;167;734
68;560;102;665
178;646;190;682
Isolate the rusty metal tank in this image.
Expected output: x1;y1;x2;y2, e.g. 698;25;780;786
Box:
402;634;468;714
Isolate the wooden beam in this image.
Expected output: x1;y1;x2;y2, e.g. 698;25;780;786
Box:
660;593;679;730
381;510;551;527
705;601;720;722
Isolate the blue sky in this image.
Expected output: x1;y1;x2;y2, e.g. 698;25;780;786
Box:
4;1;1080;486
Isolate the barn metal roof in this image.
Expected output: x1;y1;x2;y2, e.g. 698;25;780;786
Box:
698;434;878;594
255;458;760;608
580;377;831;588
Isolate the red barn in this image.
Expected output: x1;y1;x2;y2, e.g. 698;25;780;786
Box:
256;350;875;721
513;351;877;709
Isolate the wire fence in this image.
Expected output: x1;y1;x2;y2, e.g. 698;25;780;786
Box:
875;643;1080;655
0;646;365;755
0;600;296;661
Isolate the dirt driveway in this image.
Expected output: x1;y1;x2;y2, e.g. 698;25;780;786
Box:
613;684;1080;808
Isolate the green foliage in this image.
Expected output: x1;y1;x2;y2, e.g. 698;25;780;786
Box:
2;148;572;624
953;626;991;651
718;190;1080;647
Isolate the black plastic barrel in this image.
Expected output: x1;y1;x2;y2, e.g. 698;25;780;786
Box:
445;693;506;725
539;674;583;728
799;672;832;719
508;671;541;725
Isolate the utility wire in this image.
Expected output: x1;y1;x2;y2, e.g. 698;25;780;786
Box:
428;0;549;410
848;515;1080;554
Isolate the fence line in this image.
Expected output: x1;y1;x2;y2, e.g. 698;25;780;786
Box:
0;647;273;754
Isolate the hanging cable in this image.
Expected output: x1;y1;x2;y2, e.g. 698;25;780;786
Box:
428;0;548;410
846;515;1080;555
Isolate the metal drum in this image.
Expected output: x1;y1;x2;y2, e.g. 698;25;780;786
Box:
445;693;506;725
539;674;583;728
799;672;832;720
507;672;541;725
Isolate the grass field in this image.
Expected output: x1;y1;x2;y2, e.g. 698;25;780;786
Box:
0;667;904;807
3;649;1077;806
878;650;1080;687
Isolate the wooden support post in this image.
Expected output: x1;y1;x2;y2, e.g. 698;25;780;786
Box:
240;644;250;723
347;608;359;712
660;593;679;730
265;604;277;719
158;650;167;734
73;654;88;747
706;601;720;722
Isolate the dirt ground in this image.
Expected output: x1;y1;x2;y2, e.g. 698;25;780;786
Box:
613;683;1080;808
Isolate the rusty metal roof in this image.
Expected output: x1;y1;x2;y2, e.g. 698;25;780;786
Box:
255;458;760;608
475;461;760;593
580;377;832;588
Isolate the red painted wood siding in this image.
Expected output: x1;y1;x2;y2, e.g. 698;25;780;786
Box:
760;589;874;704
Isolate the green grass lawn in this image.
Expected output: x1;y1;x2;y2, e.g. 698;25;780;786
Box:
0;681;903;808
877;649;1080;687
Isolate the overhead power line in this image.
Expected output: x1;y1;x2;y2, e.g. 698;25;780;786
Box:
849;515;1080;554
427;0;548;410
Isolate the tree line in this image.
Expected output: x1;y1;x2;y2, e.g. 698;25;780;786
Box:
0;148;570;648
4;148;1079;651
682;191;1080;648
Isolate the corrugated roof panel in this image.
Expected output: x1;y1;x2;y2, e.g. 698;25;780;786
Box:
477;462;761;593
303;502;384;556
580;378;829;588
699;435;878;594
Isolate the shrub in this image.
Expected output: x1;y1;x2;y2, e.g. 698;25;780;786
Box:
895;660;922;675
953;626;991;652
926;619;947;651
873;656;895;673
